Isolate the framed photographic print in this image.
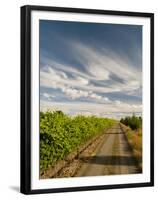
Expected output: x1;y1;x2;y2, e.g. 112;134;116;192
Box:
20;5;154;194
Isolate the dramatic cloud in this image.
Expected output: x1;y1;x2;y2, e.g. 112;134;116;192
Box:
41;66;110;103
39;20;142;118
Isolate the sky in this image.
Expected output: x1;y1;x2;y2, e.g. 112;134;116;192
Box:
40;20;142;119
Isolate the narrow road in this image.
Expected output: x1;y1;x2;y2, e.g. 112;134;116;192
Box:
75;123;140;177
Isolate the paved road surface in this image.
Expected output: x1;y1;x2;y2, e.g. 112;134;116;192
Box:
75;123;140;177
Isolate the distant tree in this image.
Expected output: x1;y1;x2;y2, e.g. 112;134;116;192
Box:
120;118;124;124
120;114;142;130
56;110;64;116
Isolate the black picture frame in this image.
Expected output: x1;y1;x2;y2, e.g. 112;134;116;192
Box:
20;5;154;195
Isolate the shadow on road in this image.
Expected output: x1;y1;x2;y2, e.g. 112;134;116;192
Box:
79;155;141;167
106;132;123;134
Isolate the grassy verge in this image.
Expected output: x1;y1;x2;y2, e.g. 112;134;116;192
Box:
40;111;116;173
121;123;142;171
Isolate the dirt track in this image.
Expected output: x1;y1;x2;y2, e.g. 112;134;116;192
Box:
75;123;140;177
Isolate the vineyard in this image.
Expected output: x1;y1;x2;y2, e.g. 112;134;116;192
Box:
40;111;116;173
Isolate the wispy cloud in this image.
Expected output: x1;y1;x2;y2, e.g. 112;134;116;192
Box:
69;41;142;92
40;21;142;118
40;42;141;95
40;100;142;119
41;66;109;103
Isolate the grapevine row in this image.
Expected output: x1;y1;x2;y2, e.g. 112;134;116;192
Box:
40;111;116;173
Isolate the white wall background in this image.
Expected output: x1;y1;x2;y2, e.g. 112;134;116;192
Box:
0;0;157;199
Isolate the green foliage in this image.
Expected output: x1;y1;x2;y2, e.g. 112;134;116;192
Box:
40;111;116;172
120;114;142;130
